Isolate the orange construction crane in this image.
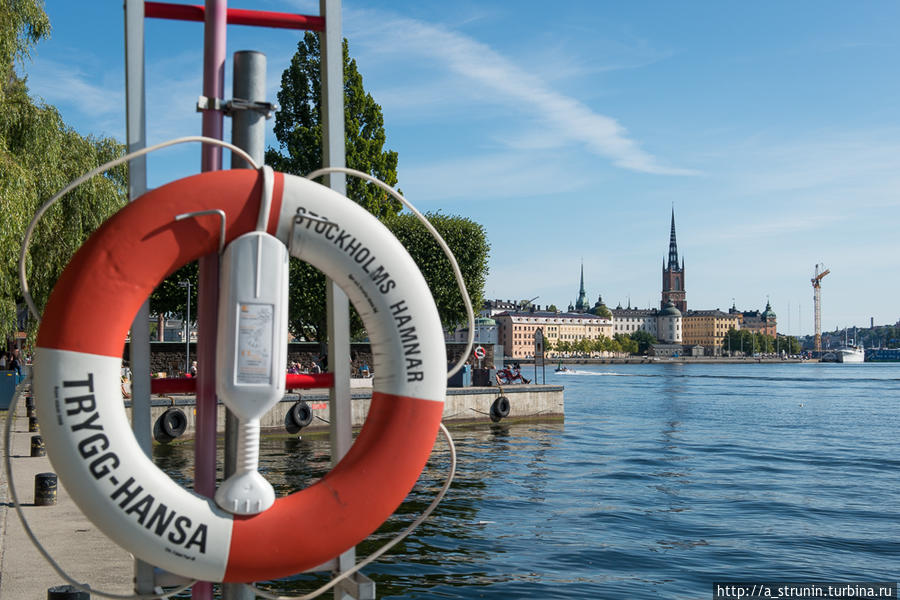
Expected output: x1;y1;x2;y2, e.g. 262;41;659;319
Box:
811;263;830;353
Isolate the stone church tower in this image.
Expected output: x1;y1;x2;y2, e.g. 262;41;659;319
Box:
661;209;686;312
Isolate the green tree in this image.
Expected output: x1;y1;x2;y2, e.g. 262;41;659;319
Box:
574;337;590;356
1;1;126;342
781;335;801;354
150;265;197;325
543;337;556;355
266;32;400;341
630;330;657;355
614;333;639;354
0;0;49;102
591;298;612;319
546;304;558;313
387;212;488;330
266;32;489;340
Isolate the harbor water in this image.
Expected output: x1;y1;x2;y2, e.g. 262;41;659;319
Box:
155;363;900;599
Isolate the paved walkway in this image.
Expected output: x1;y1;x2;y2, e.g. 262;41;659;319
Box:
0;385;133;599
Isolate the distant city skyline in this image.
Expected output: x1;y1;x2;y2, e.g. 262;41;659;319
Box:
22;1;900;336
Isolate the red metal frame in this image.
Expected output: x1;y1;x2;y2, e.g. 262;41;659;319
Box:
145;2;325;31
150;373;335;395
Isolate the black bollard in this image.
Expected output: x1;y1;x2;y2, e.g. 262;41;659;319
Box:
34;472;57;506
25;395;34;410
31;435;46;457
28;415;39;432
27;406;35;419
47;584;90;599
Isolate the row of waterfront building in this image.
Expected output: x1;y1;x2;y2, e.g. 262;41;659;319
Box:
449;210;778;359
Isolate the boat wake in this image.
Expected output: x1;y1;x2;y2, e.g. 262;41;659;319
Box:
556;370;624;376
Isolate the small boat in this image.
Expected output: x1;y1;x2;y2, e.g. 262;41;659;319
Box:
555;362;570;373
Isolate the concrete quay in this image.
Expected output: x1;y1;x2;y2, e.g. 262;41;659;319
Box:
141;381;565;438
0;385;135;600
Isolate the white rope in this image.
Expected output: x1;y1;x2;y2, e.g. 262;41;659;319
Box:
250;422;457;600
18;136;260;322
306;167;476;379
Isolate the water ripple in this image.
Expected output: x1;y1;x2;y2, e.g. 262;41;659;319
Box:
153;362;900;599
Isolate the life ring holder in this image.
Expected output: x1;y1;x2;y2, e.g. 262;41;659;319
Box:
10;137;470;597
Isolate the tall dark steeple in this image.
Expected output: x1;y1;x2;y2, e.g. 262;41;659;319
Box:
575;262;588;312
661;208;686;312
668;208;679;270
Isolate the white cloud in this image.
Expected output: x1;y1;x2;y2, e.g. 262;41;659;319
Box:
349;12;697;176
398;151;593;203
26;59;125;138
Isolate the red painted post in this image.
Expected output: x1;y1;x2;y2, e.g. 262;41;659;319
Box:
150;373;335;395
193;2;227;598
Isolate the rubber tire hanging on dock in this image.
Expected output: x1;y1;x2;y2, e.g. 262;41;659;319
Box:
153;407;188;443
490;396;510;422
285;400;313;433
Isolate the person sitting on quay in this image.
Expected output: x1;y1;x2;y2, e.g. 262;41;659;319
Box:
496;364;530;385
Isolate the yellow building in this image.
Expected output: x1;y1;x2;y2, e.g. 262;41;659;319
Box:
495;310;613;359
682;309;740;355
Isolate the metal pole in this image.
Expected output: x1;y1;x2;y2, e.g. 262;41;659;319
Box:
195;2;226;599
318;2;369;599
124;0;155;594
223;49;267;600
186;281;190;371
179;280;190;373
231;51;267;169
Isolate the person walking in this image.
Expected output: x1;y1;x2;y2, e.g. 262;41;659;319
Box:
10;348;21;377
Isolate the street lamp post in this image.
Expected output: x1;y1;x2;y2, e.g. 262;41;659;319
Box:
178;280;191;375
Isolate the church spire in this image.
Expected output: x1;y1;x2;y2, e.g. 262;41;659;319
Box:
668;207;679;271
661;207;686;312
575;261;588;312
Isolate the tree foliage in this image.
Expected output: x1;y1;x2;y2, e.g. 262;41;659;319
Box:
722;328;800;355
266;32;490;340
150;264;197;323
387;212;488;330
592;304;612;319
550;332;645;356
629;330;657;354
266;32;400;341
0;0;50;102
0;1;126;343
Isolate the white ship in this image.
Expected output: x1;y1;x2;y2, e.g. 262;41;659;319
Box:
835;345;865;363
822;328;866;363
822;344;865;363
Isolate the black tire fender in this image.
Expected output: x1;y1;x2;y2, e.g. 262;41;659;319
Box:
154;407;187;443
490;396;510;423
285;400;313;434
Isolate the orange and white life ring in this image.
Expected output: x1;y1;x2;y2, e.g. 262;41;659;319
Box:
32;169;446;582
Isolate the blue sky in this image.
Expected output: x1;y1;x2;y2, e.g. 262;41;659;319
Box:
22;1;900;336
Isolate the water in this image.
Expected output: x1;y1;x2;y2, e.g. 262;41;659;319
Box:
154;362;900;599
